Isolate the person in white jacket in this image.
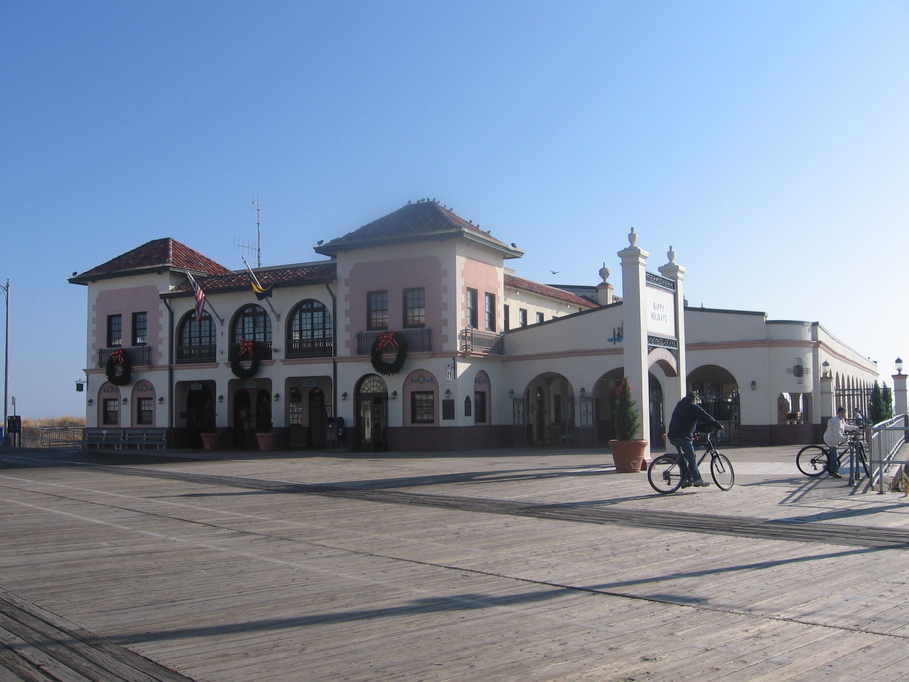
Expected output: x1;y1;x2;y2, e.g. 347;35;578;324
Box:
823;407;858;478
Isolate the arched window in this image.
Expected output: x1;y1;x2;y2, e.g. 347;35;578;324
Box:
231;305;272;360
177;311;216;363
287;300;333;358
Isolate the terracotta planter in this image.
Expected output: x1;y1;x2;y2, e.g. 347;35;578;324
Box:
200;432;219;450
256;431;277;452
609;439;648;473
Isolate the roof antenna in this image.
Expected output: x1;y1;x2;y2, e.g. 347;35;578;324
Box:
235;197;262;267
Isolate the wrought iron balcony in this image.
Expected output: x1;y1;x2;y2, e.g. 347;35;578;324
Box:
286;338;333;359
97;346;153;367
176;344;217;364
356;328;433;355
460;328;505;355
229;341;273;361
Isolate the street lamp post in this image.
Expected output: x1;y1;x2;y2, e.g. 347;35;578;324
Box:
1;279;8;435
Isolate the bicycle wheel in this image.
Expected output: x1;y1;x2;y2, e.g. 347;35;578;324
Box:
797;445;828;477
855;443;871;478
648;454;684;494
710;453;735;490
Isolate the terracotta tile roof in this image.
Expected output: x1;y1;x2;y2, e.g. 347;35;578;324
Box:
505;274;599;309
167;262;337;296
69;238;233;284
315;200;523;259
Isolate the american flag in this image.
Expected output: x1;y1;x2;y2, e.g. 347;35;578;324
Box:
185;270;206;323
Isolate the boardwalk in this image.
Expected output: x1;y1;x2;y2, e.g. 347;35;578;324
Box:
1;444;909;681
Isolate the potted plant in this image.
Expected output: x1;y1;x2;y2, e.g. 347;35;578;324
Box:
200;405;219;450
609;378;648;472
255;422;277;451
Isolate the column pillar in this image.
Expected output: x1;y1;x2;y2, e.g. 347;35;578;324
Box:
658;246;686;413
618;229;650;456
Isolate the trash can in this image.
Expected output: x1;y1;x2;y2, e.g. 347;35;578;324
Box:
326;417;338;449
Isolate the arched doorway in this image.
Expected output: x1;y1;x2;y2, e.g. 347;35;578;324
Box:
688;364;740;443
185;385;213;449
356;374;388;451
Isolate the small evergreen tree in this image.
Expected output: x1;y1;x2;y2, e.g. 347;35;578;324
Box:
869;381;886;424
882;383;894;420
613;378;641;441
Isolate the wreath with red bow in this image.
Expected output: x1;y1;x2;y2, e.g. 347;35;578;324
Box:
230;339;261;379
105;348;132;386
370;331;408;376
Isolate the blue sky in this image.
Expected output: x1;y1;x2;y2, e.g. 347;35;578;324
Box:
2;1;907;419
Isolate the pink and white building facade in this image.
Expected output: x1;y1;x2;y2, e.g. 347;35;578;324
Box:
70;200;880;453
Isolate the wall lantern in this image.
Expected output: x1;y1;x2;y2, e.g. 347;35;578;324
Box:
579;387;586;397
822;360;830;378
391;390;397;400
87;398;93;406
158;397;165;404
122;397;128;404
341;392;348;401
508;389;515;399
273;393;280;401
750;381;757;391
218;394;224;403
897;357;904;375
445;389;452;399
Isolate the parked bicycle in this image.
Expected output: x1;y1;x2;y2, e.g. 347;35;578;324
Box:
796;430;870;479
647;428;735;494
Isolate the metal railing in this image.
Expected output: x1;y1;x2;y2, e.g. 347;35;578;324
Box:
286;338;333;358
176;344;217;363
460;328;505;355
870;414;909;493
19;426;85;448
97;346;153;367
356;328;433;355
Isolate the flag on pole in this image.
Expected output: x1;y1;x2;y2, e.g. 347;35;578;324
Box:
185;269;206;322
242;258;273;300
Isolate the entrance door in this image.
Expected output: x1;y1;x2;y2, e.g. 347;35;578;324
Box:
356;375;388;451
309;388;326;448
233;390;252;447
185;386;212;449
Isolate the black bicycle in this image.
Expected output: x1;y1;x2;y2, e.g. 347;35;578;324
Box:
796;430;870;479
647;428;735;494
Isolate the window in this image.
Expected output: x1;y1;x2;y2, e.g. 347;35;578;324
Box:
137;397;154;425
102;398;119;425
288;300;332;357
107;315;122;348
519;309;527;327
132;312;148;346
404;288;425;328
411;391;435;424
474;391;487;423
367;291;388;330
504;305;510;331
485;293;496;332
536;312;544;324
231;305;272;359
177;311;216;363
466;288;478;328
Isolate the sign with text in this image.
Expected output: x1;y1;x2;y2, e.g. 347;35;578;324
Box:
646;285;676;338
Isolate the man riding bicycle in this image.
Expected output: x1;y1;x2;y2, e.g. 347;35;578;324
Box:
667;393;724;488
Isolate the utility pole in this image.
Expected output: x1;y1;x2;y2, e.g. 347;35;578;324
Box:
1;279;9;436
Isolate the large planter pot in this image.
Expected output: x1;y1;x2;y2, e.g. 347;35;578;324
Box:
256;431;277;452
200;432;219;450
609;439;648;473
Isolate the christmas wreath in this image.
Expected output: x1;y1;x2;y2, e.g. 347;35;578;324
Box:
370;331;408;376
230;339;261;379
105;348;132;386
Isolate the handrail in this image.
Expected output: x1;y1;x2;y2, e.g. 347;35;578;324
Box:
870;414;908;494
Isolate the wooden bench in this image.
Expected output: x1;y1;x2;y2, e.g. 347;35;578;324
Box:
82;430;125;450
121;430;169;450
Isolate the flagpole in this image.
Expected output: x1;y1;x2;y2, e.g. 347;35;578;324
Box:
241;257;280;321
1;279;9;437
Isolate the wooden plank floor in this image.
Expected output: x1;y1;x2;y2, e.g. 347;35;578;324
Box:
1;446;909;680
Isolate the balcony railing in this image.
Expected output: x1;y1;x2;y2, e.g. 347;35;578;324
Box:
356;328;433;355
229;341;273;361
286;337;333;358
176;344;217;364
97;346;153;367
460;328;505;355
